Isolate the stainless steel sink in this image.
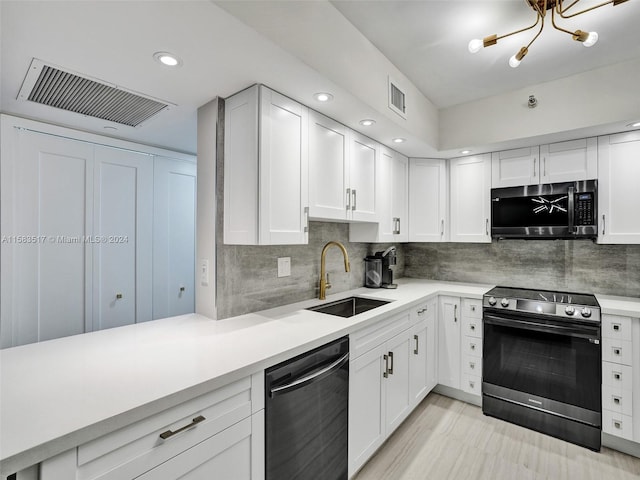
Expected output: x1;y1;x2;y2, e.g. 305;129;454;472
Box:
306;296;391;318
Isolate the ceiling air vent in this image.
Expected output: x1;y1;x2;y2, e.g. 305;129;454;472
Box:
388;77;407;119
17;59;174;127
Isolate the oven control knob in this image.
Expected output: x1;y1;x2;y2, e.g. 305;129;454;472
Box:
581;307;592;318
500;298;510;308
565;306;575;316
488;296;497;306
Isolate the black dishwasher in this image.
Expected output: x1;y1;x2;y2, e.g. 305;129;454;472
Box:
265;336;349;480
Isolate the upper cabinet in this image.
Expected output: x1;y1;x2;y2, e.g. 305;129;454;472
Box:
597;131;640;244
492;139;597;188
224;85;309;245
309;111;379;223
408;158;448;242
491;146;540;188
449;154;491;243
349;146;407;242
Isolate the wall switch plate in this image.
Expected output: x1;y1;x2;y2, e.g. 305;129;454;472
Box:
277;257;291;277
200;259;209;286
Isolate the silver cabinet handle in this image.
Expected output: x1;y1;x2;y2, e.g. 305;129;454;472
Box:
383;354;389;378
441;219;444;236
470;343;476;351
393;217;401;235
352;189;357;211
160;415;206;440
471;305;476;312
304;206;309;233
414;334;419;355
614;372;621;380
613;396;621;405
346;188;351;211
614;420;622;429
533;158;536;177
454;304;458;322
485;218;489;236
397;218;401;234
613;347;621;356
470;324;476;331
388;351;394;375
469;361;476;370
417;307;427;315
613;323;620;332
543;157;547;177
602;214;606;235
469;380;475;389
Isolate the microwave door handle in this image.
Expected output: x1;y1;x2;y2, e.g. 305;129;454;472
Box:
568;186;576;234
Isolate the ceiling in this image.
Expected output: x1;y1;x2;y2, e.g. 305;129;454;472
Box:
1;1;639;156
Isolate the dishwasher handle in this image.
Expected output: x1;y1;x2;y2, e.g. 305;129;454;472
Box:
269;352;349;397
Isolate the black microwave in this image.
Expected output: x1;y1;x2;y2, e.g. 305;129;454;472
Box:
491;180;597;240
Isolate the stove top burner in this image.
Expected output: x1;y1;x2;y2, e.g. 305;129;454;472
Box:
483;286;601;322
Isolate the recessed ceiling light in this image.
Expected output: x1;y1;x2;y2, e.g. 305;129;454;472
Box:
153;51;182;67
627;121;640;128
359;119;376;126
392;138;405;143
461;150;471;154
313;92;333;102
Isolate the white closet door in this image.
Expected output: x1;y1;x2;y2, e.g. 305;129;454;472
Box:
2;130;94;347
93;146;152;330
153;156;197;319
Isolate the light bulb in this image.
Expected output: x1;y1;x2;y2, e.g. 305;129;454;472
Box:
583;31;598;47
468;38;483;54
509;55;522;68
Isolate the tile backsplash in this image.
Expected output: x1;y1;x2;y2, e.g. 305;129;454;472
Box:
404;240;640;297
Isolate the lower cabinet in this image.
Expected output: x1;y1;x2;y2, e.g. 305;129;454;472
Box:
39;375;265;480
349;301;438;477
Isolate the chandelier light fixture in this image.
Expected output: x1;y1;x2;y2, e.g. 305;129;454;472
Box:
468;0;630;68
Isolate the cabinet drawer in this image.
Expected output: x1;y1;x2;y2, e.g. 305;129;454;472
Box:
462;374;482;396
462;337;483;358
602;385;633;416
77;378;253;480
602;362;633;391
602;338;633;366
461;298;482;319
603;410;634;441
602;315;633;341
462;317;482;338
462;355;481;376
351;310;412;359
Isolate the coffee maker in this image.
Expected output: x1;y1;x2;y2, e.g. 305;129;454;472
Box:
374;246;397;289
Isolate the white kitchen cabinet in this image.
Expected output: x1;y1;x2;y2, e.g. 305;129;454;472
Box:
408;158;448;242
409;299;437;407
449;154;491;243
460;298;482;397
348;309;413;477
308;110;348;221
349;146;407;242
491;146;540;188
540;138;597;184
348;130;379;222
224;84;309;245
39;375;265;480
597;131;640;244
152;156;197;320
93;145;153;331
438;296;461;389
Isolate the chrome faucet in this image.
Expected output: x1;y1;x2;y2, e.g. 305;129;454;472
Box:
319;241;351;300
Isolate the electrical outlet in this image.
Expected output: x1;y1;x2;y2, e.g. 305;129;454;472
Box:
200;259;209;286
277;257;291;277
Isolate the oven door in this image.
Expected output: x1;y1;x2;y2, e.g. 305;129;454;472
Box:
483;312;601;414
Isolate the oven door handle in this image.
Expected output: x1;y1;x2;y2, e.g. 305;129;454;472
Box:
484;314;600;341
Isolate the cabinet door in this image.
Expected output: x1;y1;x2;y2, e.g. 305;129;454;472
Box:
1;130;94;347
438;296;461;389
409;319;428;407
597;132;640;244
385;329;412;434
135;417;253;480
153;156;196;320
408;158;448;242
308;110;348;221
349;130;378;222
449;154;491;243
259;87;309;244
348;343;387;477
93;145;153;330
425;301;438;393
391;150;409;242
540;138;597;184
491;146;539;188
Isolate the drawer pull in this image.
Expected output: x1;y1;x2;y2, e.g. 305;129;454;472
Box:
414;334;419;355
160;415;206;440
614;420;622;429
613;396;621;405
471;305;476;312
614;372;621;380
470;343;476;351
613;348;621;356
469;381;475;389
613;324;620;331
470;324;476;331
469;362;476;370
388;351;394;375
383;354;389;378
417;308;428;315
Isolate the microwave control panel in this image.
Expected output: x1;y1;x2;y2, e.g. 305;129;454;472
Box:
575;192;595;225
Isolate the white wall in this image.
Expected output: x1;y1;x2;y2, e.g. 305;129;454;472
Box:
195;98;218;319
440;59;640;152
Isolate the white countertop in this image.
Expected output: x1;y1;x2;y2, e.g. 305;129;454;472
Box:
1;278;638;475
